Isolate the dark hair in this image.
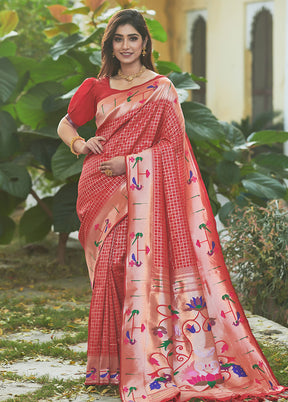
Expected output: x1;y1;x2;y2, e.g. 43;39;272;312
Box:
98;9;155;78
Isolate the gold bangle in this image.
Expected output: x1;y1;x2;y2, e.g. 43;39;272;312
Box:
70;136;85;157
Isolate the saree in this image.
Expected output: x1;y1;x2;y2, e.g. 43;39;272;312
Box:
72;76;287;401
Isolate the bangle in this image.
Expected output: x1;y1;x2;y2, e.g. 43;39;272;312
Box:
70;136;85;158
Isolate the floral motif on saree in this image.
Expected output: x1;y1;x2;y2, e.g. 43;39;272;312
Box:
75;76;287;401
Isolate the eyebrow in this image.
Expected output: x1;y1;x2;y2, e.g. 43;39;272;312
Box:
114;33;140;37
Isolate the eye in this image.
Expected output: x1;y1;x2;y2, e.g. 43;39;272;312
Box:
113;37;122;42
130;36;139;41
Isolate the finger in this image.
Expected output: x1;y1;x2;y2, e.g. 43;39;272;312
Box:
95;142;104;152
87;142;101;154
100;164;109;171
89;140;104;154
89;139;104;153
96;137;106;142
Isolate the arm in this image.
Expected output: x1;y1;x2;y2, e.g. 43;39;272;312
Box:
57;116;126;175
57;116;106;156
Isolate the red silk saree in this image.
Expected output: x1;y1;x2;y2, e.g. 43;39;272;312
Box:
68;76;287;401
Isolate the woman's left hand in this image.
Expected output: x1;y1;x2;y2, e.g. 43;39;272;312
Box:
100;156;126;177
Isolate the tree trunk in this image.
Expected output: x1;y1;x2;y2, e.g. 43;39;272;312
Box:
58;232;69;265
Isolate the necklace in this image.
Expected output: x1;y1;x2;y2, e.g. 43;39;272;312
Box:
118;65;146;82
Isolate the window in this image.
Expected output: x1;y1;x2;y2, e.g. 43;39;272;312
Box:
251;9;273;121
191;16;207;104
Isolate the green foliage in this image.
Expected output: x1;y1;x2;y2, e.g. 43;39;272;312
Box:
187;116;288;223
2;0;73;59
19;197;53;242
221;201;288;326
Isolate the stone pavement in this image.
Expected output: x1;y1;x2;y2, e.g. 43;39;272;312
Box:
0;277;287;401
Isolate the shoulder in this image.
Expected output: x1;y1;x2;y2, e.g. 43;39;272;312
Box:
78;77;98;91
157;75;176;88
74;77;109;100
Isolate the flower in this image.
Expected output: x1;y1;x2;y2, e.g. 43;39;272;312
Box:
149;357;160;366
152;326;167;338
186;324;196;333
149;380;161;390
185;296;206;311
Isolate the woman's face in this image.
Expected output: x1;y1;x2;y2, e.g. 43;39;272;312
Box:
112;24;146;67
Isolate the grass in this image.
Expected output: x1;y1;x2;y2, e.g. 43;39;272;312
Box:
0;237;287;401
259;341;288;386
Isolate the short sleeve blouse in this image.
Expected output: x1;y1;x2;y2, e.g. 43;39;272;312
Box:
67;77;115;127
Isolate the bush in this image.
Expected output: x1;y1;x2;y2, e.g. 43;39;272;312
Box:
220;201;288;327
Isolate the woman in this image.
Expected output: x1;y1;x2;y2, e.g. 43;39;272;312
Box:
57;9;287;402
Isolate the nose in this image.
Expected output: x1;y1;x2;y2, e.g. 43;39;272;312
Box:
122;38;129;49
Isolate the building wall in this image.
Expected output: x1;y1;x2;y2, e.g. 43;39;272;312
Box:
143;0;287;123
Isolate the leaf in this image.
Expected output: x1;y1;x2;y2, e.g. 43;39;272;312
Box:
63;6;90;15
220;121;246;147
50;33;85;60
30;56;80;84
83;0;107;11
254;153;288;171
15;82;63;129
42;94;69;113
242;173;287;199
247;131;288;145
182;102;224;141
204;174;221;215
49;27;105;60
145;18;167;42
218;201;235;226
169;72;199;90
47;5;72;23
156;60;182;75
0;215;15;244
19;197;53;243
0;162;31;198
0;41;17;57
19;126;59;140
0;111;18;159
0;57;18;103
30;139;59;171
53;183;80;233
53;22;80;36
52;143;84;180
89;51;102;67
44;27;63;39
216;161;241;185
0;191;23;216
0;10;19;38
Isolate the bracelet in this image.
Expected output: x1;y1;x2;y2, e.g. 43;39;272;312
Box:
70;136;85;158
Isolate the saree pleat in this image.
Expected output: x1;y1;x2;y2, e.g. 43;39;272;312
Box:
85;217;127;385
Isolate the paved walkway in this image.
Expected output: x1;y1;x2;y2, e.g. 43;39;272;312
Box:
0;277;287;401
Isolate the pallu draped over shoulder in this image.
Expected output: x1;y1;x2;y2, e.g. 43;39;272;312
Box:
67;76;287;402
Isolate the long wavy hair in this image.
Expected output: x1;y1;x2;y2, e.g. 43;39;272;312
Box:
98;9;155;78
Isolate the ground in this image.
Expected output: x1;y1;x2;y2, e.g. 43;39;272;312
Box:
0;237;287;401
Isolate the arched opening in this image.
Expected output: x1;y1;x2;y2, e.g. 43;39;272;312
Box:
251;9;273;121
191;16;206;104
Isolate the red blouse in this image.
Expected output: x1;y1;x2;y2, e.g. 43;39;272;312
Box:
67;77;117;128
67;75;163;128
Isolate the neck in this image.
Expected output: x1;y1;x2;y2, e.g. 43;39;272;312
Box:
119;62;143;75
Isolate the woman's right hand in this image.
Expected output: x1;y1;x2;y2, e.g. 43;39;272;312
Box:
74;136;106;155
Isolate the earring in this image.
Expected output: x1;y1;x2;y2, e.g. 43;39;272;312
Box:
142;48;146;56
